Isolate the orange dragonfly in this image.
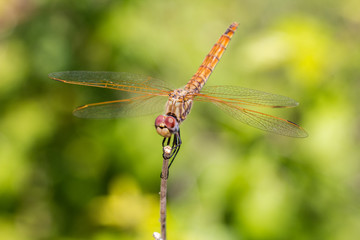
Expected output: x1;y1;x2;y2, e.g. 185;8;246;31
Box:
49;22;307;162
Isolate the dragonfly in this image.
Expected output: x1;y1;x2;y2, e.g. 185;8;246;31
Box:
49;22;307;166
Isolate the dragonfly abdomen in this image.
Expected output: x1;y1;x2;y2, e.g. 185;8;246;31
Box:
185;22;239;93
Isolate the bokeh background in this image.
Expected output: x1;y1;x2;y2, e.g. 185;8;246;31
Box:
1;0;360;239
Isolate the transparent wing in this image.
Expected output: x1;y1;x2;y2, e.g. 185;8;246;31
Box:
49;71;172;95
212;101;308;138
197;85;299;108
73;94;168;119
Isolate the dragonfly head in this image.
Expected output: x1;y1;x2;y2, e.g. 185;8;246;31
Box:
155;115;179;138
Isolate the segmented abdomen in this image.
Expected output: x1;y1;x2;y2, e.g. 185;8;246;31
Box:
185;22;239;93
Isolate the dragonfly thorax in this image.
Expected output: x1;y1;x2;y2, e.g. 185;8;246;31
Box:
165;88;194;124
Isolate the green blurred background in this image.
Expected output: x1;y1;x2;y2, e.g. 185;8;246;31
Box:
1;0;360;239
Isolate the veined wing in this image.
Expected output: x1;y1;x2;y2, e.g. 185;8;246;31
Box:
212;101;307;137
197;85;299;108
49;71;172;95
73;94;168;119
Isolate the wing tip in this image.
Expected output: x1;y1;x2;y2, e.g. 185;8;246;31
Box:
48;72;57;79
48;71;70;82
286;120;308;138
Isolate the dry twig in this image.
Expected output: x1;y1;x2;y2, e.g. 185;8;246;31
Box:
153;146;172;240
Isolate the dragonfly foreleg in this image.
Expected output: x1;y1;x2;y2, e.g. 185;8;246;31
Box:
162;135;173;147
168;130;181;170
160;130;182;179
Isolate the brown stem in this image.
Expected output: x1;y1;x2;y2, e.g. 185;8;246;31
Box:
159;146;172;240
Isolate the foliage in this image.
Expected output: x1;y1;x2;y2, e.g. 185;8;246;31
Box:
1;0;360;239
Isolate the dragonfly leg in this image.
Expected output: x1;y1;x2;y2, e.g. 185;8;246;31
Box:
160;130;182;179
160;135;174;179
168;130;181;170
162;136;172;148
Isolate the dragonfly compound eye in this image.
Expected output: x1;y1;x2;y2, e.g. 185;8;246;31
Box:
155;115;172;138
155;115;166;128
165;116;178;131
